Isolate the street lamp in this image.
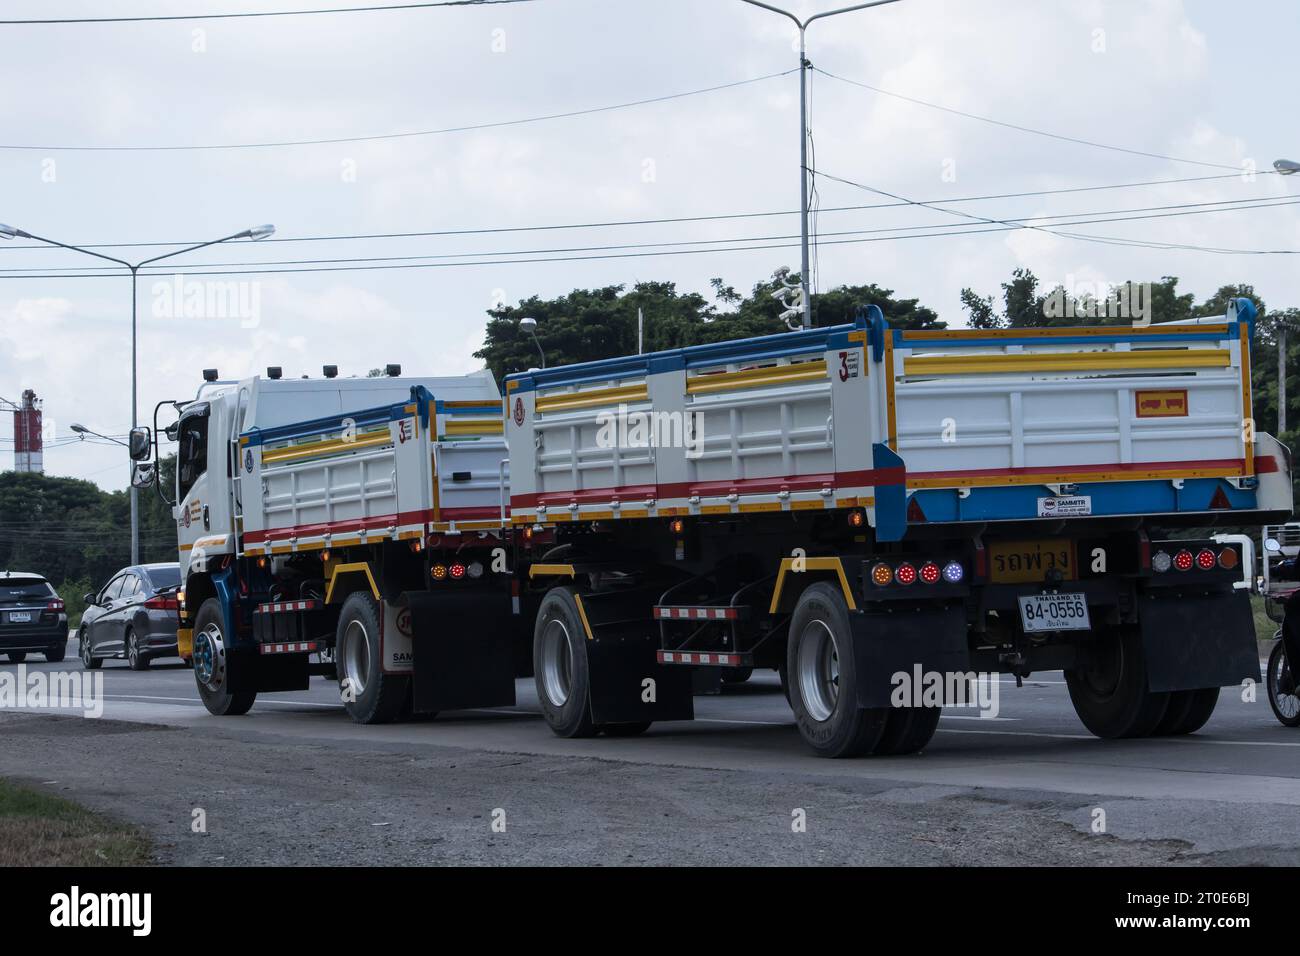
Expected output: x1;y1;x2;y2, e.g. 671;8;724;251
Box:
0;223;275;564
69;423;127;447
519;316;546;368
738;0;903;329
1275;159;1300;176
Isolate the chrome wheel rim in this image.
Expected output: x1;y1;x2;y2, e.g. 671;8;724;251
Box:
193;623;225;689
539;618;573;708
797;619;840;722
341;620;370;696
80;632;91;666
128;634;138;665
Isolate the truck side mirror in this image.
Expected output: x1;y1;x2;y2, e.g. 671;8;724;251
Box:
1265;537;1282;554
130;461;156;490
128;426;152;461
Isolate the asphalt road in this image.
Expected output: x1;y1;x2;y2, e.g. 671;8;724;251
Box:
2;635;1298;865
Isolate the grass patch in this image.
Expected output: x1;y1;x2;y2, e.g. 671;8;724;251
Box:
0;779;151;866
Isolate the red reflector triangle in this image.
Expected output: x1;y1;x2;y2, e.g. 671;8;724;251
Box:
1209;487;1232;510
907;496;927;522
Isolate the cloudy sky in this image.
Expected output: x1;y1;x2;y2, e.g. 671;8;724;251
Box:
2;0;1298;489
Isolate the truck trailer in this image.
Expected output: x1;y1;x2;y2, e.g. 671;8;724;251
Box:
130;300;1292;756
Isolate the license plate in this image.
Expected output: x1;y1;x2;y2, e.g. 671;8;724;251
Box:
988;539;1076;584
1018;593;1091;633
6;611;31;623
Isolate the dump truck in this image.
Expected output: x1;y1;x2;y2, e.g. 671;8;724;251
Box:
131;298;1292;756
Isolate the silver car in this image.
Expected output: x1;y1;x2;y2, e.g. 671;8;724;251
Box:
78;563;182;670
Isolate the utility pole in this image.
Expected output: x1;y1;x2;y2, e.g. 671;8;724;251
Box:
1281;321;1289;435
739;0;902;329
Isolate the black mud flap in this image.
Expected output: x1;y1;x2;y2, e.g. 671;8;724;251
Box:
1138;590;1260;692
255;653;310;693
850;604;970;708
580;588;694;725
406;591;517;713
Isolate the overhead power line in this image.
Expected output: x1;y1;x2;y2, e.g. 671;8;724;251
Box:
0;0;532;26
2;192;1294;276
814;66;1246;173
0;194;1295;281
0;69;794;151
0;170;1281;254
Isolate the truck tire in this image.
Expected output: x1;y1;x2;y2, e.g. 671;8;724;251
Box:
1154;687;1219;735
1065;624;1169;738
335;591;408;725
6;651;26;663
787;582;889;758
533;587;598;738
874;705;942;755
193;598;256;717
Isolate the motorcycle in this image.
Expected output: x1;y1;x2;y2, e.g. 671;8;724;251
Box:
1263;537;1300;727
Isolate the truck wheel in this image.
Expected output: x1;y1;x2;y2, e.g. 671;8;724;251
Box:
335;591;408;725
1267;641;1300;727
6;651;26;663
533;587;598;738
193;598;256;717
1154;688;1220;735
1066;625;1169;738
787;582;889;758
874;706;942;755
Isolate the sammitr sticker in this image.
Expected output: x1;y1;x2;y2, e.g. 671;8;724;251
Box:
1135;389;1188;418
1037;495;1092;517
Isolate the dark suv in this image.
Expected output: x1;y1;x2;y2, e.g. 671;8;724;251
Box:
0;572;69;663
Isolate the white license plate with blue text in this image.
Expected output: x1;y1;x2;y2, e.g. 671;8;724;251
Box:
6;611;31;624
1017;593;1090;633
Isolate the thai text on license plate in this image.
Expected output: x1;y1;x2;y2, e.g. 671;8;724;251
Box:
1017;593;1091;633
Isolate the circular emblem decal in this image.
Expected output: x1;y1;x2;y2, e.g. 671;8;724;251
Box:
396;607;413;637
244;448;254;473
513;396;525;427
182;508;191;528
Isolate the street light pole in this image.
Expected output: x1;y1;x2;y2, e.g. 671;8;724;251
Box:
739;0;903;329
0;223;275;565
1272;159;1298;433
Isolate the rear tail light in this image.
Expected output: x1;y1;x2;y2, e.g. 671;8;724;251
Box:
1173;549;1194;572
1195;549;1217;570
919;561;941;584
431;564;448;581
895;562;917;586
1151;550;1172;573
942;561;965;584
870;562;893;586
1218;548;1239;570
467;561;485;579
45;599;65;613
847;510;865;528
144;594;178;611
449;563;467;580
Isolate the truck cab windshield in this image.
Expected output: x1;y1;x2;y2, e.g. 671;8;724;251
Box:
177;406;209;500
